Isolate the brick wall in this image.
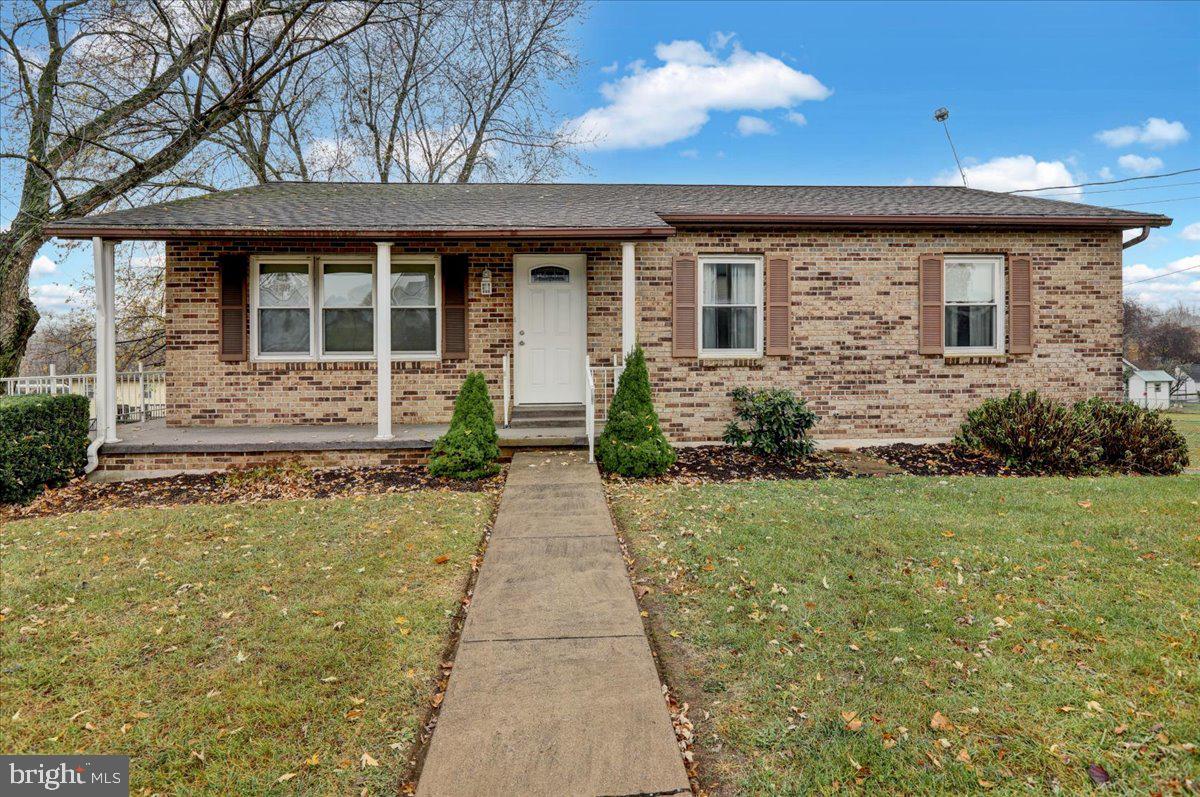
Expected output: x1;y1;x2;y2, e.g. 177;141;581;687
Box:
165;227;1124;442
166;238;623;427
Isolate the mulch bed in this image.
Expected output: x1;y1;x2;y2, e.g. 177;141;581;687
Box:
604;445;853;484
2;465;505;521
860;442;1024;477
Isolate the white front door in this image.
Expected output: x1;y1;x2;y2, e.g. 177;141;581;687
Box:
514;254;586;404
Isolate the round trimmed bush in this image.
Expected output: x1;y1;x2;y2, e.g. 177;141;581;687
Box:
954;390;1100;474
1075;397;1189;475
427;372;500;480
596;346;675;477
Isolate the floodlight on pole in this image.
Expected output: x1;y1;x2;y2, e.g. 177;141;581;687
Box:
934;107;968;187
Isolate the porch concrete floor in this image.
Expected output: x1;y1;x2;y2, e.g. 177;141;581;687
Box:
103;418;590;454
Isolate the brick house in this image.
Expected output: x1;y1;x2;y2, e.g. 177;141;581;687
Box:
46;183;1170;476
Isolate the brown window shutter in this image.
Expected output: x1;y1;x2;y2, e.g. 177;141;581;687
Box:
218;254;248;362
917;253;944;355
765;256;791;356
672;254;698;357
442;254;468;360
1008;255;1034;354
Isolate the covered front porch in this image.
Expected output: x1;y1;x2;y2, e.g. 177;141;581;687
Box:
86;235;638;472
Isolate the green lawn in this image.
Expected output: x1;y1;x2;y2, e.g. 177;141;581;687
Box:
1165;410;1200;470
1;492;495;794
611;476;1200;795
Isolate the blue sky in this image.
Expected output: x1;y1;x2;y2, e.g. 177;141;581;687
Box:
24;0;1200;313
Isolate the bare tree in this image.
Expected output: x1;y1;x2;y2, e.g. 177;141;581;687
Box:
21;243;167;375
0;0;385;377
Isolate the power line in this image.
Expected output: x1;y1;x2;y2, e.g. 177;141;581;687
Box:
1034;179;1200;200
1006;166;1200;193
1126;263;1200;285
1114;195;1200;207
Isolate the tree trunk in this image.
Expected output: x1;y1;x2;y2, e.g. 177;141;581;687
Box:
0;222;47;378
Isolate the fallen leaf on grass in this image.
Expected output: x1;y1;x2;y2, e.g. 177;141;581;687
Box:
1087;764;1110;785
956;749;971;763
277;773;296;783
360;752;379;768
433;554;450;565
930;711;953;731
305;753;319;767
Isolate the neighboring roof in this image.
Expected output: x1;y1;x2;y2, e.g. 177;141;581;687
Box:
1175;363;1200;381
1134;370;1175;382
44;182;1173;240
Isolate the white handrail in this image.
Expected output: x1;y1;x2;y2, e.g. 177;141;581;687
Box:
584;354;595;463
502;352;511;428
0;368;167;425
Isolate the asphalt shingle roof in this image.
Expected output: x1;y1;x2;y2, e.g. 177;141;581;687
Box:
46;182;1172;238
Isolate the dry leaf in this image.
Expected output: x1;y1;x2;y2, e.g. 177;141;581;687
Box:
433;554;450;565
956;749;971;763
277;773;296;783
930;711;953;731
360;752;379;768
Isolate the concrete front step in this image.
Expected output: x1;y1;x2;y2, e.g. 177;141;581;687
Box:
509;403;585;420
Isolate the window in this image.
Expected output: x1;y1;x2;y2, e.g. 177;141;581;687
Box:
944;255;1004;354
255;259;312;356
391;261;438;355
251;254;442;361
699;255;762;356
530;265;570;283
320;259;374;355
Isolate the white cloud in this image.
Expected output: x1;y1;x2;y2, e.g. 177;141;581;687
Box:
786;111;807;126
30;255;57;276
1180;221;1200;241
1125;254;1200;307
1117;154;1164;175
1095;117;1190;149
679;148;700;159
600;60;618;74
1096;166;1114;180
709;31;736;49
933;155;1081;199
31;282;83;315
565;41;830;150
654;40;716;66
736;115;776;136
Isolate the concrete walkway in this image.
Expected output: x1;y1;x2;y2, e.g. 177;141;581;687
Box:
417;451;690;797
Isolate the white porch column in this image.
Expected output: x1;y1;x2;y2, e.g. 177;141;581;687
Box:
621;241;636;358
374;242;393;439
92;237;118;442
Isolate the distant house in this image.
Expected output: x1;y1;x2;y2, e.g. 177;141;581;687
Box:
1173;364;1199;403
1125;361;1175;409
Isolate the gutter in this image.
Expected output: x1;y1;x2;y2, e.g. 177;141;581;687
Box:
658;213;1173;229
1122;226;1151;249
42;225;677;242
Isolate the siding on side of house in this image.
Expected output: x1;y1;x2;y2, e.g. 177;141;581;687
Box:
164;227;1124;441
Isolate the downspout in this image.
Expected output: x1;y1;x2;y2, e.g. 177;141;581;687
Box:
1122;226;1150;249
84;435;103;475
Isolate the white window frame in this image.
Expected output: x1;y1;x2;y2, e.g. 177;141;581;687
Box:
249;253;442;363
250;255;316;361
317;254;376;360
389;254;442;361
943;254;1005;356
697;253;764;359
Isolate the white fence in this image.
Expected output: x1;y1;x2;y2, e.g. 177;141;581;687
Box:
1;366;166;425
